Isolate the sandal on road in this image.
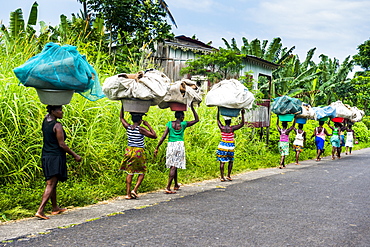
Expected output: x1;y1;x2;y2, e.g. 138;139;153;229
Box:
165;190;176;194
131;190;139;199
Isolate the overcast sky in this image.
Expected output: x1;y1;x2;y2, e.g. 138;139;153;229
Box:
1;0;369;73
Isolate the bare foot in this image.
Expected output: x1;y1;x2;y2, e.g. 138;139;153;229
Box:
51;208;67;215
35;213;50;220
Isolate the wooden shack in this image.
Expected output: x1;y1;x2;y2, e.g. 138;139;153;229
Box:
152;35;215;83
153;36;279;142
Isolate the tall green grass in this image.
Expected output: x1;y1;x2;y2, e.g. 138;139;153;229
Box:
1;40;369;221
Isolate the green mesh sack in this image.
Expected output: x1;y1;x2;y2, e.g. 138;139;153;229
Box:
13;42;104;101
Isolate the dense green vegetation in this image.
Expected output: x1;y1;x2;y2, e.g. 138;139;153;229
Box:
0;2;369;222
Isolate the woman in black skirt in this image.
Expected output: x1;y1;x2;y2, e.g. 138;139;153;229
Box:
35;105;81;220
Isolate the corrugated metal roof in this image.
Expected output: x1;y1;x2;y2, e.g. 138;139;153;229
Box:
244;55;280;69
164;35;216;53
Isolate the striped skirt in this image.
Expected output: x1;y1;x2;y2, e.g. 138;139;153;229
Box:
216;140;235;162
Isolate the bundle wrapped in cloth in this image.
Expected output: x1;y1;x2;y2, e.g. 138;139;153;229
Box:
296;103;316;119
13;42;104;101
271;95;302;115
205;79;255;109
158;79;202;109
329;101;354;119
312;106;336;120
349;106;365;122
102;69;171;105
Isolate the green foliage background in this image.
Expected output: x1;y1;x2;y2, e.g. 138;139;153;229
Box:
0;2;369;223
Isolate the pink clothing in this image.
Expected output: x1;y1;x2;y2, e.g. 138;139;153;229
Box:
279;129;289;142
316;127;326;140
221;132;235;142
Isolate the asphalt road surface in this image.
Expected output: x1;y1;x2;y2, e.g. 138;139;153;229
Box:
1;148;370;246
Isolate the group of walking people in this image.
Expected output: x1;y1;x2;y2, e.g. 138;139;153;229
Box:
35;103;246;219
35;103;358;219
276;118;356;169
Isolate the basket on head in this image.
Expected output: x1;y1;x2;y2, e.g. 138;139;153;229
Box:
121;98;152;113
169;102;187;111
219;107;241;117
36;89;74;105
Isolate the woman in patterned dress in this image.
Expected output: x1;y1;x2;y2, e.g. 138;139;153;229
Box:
154;103;199;194
120;105;157;199
276;118;295;169
216;108;245;182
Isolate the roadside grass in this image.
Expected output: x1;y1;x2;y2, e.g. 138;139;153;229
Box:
1;42;369;222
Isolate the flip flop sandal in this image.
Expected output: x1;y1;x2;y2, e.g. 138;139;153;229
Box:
131;190;139;199
226;177;233;181
165;190;176;194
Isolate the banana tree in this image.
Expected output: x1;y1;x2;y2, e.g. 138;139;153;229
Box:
223;37;295;65
0;1;38;49
315;55;355;105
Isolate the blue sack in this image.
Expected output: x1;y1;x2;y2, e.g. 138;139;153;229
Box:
13;42;104;101
312;106;336;119
271;95;302;115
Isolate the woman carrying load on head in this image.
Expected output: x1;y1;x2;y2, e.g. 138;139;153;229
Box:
327;121;342;159
216;108;245;182
35;105;82;220
292;123;306;165
276;118;296;169
312;121;331;161
120;104;157;200
339;122;346;154
154;102;199;194
345;122;356;155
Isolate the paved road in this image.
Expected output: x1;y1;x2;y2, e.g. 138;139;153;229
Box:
1;148;370;246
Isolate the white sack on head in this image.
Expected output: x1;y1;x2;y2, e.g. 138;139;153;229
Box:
159;79;202;108
102;69;170;105
349;106;365;122
205;79;255;109
296;103;316;119
330;101;354;119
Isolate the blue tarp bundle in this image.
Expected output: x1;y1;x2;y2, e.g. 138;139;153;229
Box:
13;42;105;101
312;106;336;119
271;95;302;115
